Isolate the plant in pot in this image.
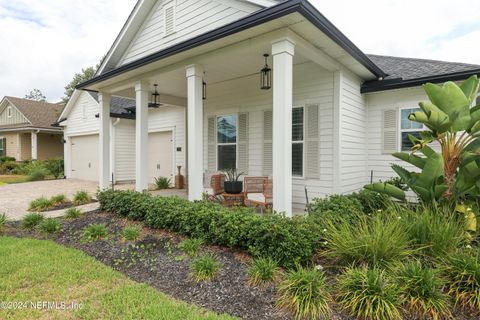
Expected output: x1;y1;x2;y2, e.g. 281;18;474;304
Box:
223;168;244;194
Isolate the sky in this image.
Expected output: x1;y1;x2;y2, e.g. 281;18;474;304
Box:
0;0;480;102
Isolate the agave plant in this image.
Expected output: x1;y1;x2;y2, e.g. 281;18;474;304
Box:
366;76;480;210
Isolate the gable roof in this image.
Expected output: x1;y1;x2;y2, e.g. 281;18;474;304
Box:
362;55;480;93
1;97;64;130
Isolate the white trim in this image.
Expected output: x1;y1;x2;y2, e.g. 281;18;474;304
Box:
163;1;176;38
292;105;305;179
0;127;62;133
7;106;12;118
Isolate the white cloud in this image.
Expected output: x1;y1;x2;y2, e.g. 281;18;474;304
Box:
0;0;479;101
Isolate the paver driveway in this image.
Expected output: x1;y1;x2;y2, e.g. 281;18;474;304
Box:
1;179;99;220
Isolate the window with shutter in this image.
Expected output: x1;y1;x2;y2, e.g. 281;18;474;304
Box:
382;109;398;154
238;113;249;174
263;110;272;176
0;137;5;157
305;104;320;179
207;117;216;172
164;3;175;36
292;107;304;177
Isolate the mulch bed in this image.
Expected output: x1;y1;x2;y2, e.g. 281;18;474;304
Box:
2;211;475;320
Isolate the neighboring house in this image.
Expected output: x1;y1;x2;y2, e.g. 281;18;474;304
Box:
66;0;480;216
0;96;64;161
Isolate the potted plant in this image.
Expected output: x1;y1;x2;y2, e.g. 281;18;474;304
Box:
223;168;244;194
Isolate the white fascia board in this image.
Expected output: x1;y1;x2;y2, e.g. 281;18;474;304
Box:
242;0;278;7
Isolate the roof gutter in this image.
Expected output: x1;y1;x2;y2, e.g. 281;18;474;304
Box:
362;69;480;93
77;0;386;90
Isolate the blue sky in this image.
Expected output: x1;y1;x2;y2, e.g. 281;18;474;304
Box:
0;0;479;102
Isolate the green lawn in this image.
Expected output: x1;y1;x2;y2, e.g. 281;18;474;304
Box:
0;237;236;320
0;175;29;185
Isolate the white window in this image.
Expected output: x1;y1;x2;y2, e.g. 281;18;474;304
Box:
400;107;424;151
292;106;304;177
217;115;237;170
7;106;12;118
0;137;4;155
163;2;175;37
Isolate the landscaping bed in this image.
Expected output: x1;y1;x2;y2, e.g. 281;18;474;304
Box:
3;211;295;320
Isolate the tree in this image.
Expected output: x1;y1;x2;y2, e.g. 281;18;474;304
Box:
365;75;480;206
25;89;47;102
62;66;96;104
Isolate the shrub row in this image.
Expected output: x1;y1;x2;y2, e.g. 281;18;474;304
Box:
97;189;323;268
0;158;64;180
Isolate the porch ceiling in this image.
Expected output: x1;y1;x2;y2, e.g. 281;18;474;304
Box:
86;10;378;100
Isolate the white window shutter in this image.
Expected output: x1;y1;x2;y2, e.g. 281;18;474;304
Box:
382;109;398;154
207;116;216;172
164;4;175;36
263;110;273;176
238;113;249;174
305;104;320;179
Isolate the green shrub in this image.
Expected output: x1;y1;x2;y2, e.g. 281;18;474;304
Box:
396;261;451;319
401;206;466;258
73;191;91;205
323;212;412;267
0;156;15;163
0;213;6;230
39;218;62;234
0;160;19;174
338;266;402;320
29;197;54;212
65;208;81;219
83;223;108;242
309;194;363;225
177;238;203;257
22;213;44;229
442;252;480;310
27;167;49;181
44;158;64;179
248;257;280;286
98;189;152;221
276;266;331;319
51;194;67;205
154;176;171;190
190;253;220;282
350;189;391;213
123;225;141;241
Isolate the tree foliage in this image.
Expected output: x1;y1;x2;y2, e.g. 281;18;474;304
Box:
62;66;96;104
25;89;47;102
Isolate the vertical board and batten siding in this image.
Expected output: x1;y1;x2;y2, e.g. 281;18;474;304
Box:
0;102;29;126
64;92;100;137
118;0;261;66
339;70;368;194
366;86;430;183
203;62;334;209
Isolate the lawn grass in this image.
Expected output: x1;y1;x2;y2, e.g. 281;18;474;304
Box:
0;175;29;184
0;236;236;320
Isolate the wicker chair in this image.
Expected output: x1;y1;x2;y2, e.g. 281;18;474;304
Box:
210;173;225;196
244;176;273;212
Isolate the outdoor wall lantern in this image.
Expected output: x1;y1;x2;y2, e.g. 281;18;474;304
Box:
150;84;161;108
202;74;207;100
260;53;272;90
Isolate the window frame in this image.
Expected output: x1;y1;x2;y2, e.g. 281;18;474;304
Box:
216;114;238;171
7;106;12;118
163;1;176;38
398;107;426;152
292;105;305;178
0;136;4;154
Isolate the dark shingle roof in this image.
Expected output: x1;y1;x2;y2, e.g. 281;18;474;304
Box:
4;97;65;129
367;54;480;80
87;92;135;116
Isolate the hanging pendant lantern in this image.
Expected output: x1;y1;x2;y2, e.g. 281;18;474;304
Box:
151;84;160;108
260;53;272;90
202;73;207;100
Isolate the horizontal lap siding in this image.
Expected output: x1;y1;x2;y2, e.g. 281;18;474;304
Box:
340;71;367;194
119;0;259;66
148;106;186;176
114;121;135;181
203;62;334;210
64;92;99;136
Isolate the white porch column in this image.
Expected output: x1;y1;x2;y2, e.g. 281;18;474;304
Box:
135;81;150;192
31;131;38;160
98;92;111;190
185;64;204;201
272;37;295;217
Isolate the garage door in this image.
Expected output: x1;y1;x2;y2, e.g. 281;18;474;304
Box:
70;134;99;181
148;131;173;184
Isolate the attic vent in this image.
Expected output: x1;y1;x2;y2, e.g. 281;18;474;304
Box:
164;3;175;36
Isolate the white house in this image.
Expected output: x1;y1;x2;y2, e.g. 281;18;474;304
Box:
60;0;480;216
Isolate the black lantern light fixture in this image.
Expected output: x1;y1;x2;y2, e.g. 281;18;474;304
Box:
150;84;160;108
260;53;272;90
202;73;207;100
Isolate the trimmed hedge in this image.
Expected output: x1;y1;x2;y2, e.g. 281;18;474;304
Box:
97;190;323;268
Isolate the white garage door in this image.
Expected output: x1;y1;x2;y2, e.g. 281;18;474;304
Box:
148;131;173;184
70;134;99;182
